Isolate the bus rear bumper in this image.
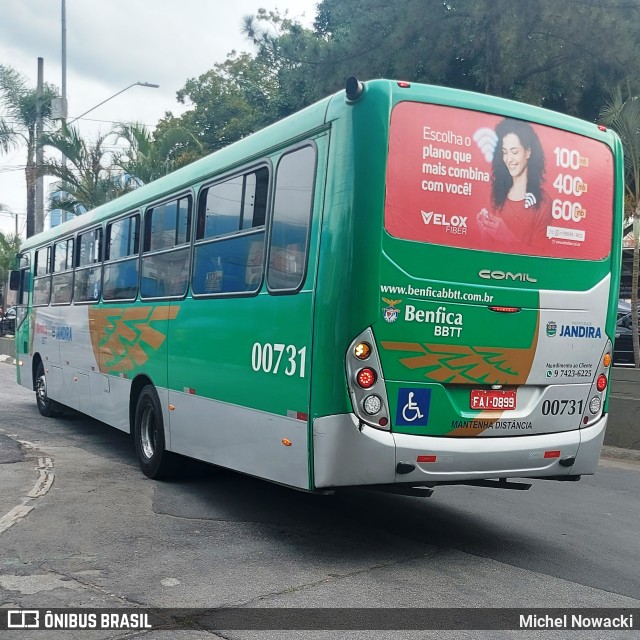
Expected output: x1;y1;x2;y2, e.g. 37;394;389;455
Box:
312;413;607;488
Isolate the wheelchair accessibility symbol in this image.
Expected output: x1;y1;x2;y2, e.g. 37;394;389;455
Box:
396;388;431;427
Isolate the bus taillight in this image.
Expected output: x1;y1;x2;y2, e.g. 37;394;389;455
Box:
596;374;607;392
346;328;391;431
589;396;601;415
363;394;382;415
354;342;372;360
356;368;377;389
603;353;612;368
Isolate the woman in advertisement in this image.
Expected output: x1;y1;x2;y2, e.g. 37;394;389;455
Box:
476;118;551;248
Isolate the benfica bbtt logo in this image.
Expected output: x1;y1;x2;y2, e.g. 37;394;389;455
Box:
382;298;402;323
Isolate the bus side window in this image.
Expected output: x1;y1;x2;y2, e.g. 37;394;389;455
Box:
141;196;192;299
74;227;102;303
51;237;74;305
33;246;52;306
267;145;316;293
15;253;30;306
103;214;140;301
192;166;268;296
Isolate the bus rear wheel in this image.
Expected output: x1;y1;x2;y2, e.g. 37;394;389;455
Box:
35;362;62;418
134;385;179;480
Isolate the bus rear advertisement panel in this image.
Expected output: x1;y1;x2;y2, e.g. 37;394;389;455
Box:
385;101;614;260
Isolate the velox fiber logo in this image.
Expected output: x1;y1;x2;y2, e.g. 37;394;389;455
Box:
421;210;467;235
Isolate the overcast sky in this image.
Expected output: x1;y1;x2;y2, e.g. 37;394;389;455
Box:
0;0;319;236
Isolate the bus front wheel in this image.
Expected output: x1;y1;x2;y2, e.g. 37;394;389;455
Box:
134;385;178;480
35;362;62;418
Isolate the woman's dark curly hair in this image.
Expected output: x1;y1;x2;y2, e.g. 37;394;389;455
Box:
491;118;545;209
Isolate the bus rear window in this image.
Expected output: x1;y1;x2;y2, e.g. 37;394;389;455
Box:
385;102;614;260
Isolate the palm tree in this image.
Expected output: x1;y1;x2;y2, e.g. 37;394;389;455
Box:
40;125;135;214
0;65;57;236
600;86;640;368
0;229;21;309
112;121;202;185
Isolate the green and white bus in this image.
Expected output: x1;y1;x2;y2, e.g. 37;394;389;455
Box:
11;78;623;495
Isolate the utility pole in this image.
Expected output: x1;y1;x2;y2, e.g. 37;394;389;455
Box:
35;57;45;235
61;0;69;223
0;204;18;238
61;0;67;124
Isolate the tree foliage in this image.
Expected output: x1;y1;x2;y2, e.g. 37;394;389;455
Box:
40;126;135;213
161;51;281;156
600;87;640;367
0;65;57;236
112;121;202;185
0;230;20;307
309;0;640;120
160;0;640;162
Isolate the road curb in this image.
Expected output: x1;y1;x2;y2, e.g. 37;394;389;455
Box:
601;444;640;461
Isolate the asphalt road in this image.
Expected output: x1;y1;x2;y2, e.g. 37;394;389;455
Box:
0;361;639;639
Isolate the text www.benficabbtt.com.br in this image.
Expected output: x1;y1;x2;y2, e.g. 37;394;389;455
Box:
380;284;493;303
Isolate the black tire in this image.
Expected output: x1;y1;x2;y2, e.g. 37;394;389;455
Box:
134;385;179;479
35;362;63;418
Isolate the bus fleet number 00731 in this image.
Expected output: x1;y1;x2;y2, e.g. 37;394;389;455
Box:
251;342;307;377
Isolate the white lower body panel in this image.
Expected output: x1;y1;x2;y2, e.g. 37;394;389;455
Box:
312;413;607;488
168;390;310;489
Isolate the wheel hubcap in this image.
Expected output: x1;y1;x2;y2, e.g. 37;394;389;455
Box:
36;374;47;405
140;405;156;460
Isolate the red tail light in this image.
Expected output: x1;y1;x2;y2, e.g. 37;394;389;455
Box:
596;374;607;392
596;373;607;391
356;368;377;389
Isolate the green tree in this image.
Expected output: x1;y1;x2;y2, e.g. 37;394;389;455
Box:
0;230;20;309
0;65;57;236
112;121;202;185
159;51;281;155
150;0;640;164
40;126;134;214
600;86;640;368
276;0;640;121
157;1;640;169
242;9;331;116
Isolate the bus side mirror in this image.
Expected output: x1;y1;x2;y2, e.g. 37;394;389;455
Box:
9;270;20;291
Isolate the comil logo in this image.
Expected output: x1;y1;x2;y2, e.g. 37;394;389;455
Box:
421;211;468;235
479;270;538;283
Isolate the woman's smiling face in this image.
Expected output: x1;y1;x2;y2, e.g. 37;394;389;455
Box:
501;132;531;178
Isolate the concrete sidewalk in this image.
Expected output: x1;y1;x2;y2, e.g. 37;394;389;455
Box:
0;336;15;363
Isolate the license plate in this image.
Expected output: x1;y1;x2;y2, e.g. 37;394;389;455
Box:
470;389;516;410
